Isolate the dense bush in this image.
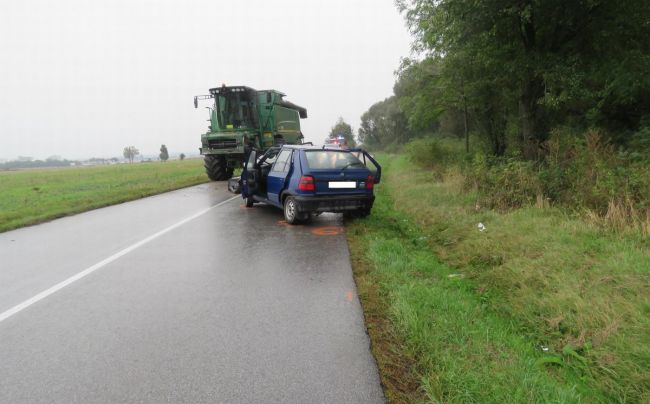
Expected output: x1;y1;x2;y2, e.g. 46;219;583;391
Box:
542;131;649;212
405;132;650;232
404;137;465;173
465;154;542;210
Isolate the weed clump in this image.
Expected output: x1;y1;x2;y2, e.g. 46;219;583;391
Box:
404;137;464;178
405;131;649;234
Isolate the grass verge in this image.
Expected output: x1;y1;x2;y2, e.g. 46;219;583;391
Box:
0;159;209;233
347;154;649;402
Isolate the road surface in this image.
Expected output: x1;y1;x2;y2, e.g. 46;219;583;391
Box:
0;183;383;403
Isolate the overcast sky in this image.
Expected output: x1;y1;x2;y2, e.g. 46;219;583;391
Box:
0;0;411;160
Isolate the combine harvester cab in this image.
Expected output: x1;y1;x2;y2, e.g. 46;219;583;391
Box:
194;85;307;181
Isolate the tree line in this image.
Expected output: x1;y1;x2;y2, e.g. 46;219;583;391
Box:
122;145;184;163
357;0;649;159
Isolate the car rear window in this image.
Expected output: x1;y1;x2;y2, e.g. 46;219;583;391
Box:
304;151;364;169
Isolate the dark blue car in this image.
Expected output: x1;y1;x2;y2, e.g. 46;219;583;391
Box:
241;145;381;224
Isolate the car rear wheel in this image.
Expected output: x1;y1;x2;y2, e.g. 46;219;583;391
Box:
284;197;300;224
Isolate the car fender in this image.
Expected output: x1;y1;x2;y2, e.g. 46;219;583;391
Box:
280;189;295;206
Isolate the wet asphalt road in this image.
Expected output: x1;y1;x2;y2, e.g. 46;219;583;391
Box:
0;183;383;403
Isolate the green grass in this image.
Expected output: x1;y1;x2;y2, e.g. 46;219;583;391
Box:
0;159;209;233
347;154;649;402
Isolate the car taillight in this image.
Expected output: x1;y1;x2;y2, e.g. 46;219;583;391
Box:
298;175;315;191
367;175;375;190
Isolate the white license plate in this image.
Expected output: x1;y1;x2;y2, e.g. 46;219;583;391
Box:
328;181;356;189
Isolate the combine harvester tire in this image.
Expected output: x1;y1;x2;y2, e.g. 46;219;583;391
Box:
204;155;233;181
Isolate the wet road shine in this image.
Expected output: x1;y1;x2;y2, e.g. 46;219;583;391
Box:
0;183;383;403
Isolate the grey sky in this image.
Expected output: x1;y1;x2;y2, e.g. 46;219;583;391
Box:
0;0;411;160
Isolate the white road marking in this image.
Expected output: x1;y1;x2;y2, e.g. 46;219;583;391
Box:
0;195;239;324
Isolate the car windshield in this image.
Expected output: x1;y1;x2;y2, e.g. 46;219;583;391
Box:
304;150;364;170
216;90;258;129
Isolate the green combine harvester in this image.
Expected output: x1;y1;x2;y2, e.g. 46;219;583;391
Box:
194;85;308;180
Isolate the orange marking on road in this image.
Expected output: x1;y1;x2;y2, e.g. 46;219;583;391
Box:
277;220;288;226
311;226;342;236
346;290;354;302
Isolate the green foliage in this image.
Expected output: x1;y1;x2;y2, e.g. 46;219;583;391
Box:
411;133;650;232
358;96;410;149
403;137;464;175
394;58;446;133
328;117;356;147
387;0;650;158
466;155;543;210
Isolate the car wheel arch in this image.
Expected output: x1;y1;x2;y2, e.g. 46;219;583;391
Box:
280;190;292;205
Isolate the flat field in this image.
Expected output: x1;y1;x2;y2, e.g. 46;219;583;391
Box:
0;159;208;233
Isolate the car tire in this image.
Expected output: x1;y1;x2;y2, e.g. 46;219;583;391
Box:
283;197;300;225
245;196;255;208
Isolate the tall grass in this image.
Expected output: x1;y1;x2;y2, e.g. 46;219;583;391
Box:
390;145;650;401
405;132;650;235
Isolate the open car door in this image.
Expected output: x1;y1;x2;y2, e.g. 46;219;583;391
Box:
241;149;258;200
349;149;382;184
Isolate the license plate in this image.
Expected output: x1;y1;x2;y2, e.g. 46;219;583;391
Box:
328;181;356;189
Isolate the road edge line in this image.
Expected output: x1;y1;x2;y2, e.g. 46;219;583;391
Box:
0;195;239;324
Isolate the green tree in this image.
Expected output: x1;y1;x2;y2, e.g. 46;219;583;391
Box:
358;96;411;149
394;58;445;134
179;153;186;161
123;146;139;163
329;117;356;147
397;0;650;158
159;144;169;162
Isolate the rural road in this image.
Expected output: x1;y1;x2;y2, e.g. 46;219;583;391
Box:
0;183;383;403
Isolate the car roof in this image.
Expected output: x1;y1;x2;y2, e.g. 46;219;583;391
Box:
281;144;348;151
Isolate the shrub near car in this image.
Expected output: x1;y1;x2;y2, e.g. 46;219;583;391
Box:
241;145;381;224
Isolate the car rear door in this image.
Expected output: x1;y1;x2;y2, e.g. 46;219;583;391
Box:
266;149;293;205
